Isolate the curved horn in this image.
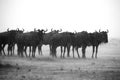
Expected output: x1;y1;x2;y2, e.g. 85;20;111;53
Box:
59;29;62;32
16;28;19;31
107;29;109;33
99;29;101;32
74;30;77;33
51;28;53;32
7;28;9;32
22;28;24;32
34;28;36;31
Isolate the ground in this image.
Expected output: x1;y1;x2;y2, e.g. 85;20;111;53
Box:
0;38;120;80
0;56;120;80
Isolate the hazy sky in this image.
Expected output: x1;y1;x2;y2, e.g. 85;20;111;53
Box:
0;0;120;38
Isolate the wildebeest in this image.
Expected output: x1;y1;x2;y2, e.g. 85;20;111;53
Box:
0;28;21;56
16;29;45;57
89;30;109;58
72;31;90;58
72;30;108;58
38;28;62;56
50;31;75;58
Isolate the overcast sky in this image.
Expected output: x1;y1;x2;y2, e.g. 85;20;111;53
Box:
0;0;120;38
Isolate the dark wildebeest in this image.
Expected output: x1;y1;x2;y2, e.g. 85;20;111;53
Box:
38;28;62;56
72;31;90;58
7;29;24;56
16;29;45;57
0;28;20;56
89;30;108;58
50;32;75;58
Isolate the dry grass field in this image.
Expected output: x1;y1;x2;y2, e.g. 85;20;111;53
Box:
0;38;120;80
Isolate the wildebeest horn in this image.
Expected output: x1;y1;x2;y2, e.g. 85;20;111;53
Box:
99;29;101;32
51;28;53;32
34;28;36;32
107;29;109;33
22;28;24;32
7;28;9;31
59;29;62;32
74;30;77;33
17;28;19;31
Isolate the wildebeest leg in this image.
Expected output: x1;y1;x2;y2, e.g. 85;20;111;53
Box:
2;44;6;56
95;45;99;58
49;45;52;56
67;44;70;57
32;46;37;57
7;44;10;56
60;46;63;58
24;46;28;57
0;45;2;56
63;46;66;58
54;47;57;58
32;47;34;57
12;44;15;56
38;44;42;55
51;45;56;57
82;46;86;58
21;45;24;57
76;47;80;58
29;46;32;57
72;46;74;58
92;45;95;58
8;44;13;56
17;45;21;56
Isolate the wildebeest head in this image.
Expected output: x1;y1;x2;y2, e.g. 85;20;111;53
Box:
37;29;45;41
99;30;108;43
16;28;24;34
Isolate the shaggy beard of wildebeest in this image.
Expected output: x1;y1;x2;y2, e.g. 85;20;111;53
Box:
0;28;108;59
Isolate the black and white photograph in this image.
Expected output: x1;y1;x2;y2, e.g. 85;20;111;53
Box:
0;0;120;80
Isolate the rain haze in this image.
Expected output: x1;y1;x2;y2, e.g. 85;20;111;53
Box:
1;0;120;80
0;0;120;38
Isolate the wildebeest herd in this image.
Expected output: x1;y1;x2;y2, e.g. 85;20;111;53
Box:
0;28;108;58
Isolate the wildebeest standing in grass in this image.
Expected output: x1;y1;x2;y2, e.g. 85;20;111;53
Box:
89;30;108;58
16;29;45;57
38;28;62;56
50;32;75;58
7;29;24;56
0;28;20;56
72;31;90;58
